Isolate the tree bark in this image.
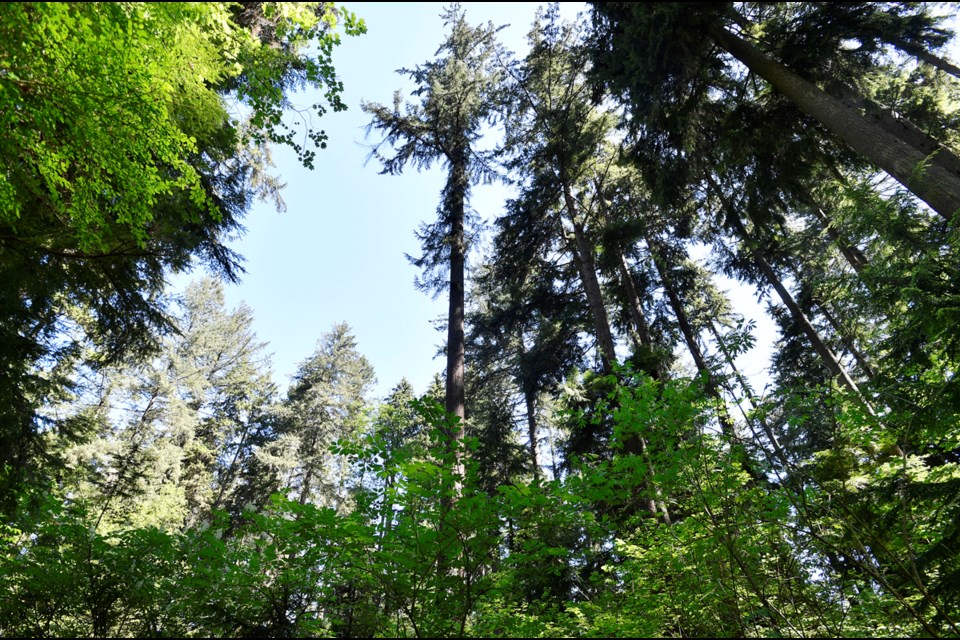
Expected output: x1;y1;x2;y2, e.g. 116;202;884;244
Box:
561;182;617;373
617;253;657;359
809;204;869;277
894;39;960;80
730;215;871;405
825;84;960;179
645;236;764;484
524;387;540;479
446;160;467;484
709;23;960;220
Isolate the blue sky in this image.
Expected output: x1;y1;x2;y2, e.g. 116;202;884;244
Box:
174;3;593;397
172;2;783;399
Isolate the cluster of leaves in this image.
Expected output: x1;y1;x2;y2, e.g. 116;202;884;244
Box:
456;2;960;635
0;2;362;252
13;362;953;637
0;1;365;516
4;1;960;637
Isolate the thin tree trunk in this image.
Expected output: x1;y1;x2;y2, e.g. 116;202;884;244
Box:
894;38;960;80
708;175;875;410
645;237;731;411
515;332;541;478
773;208;877;377
624;432;672;524
96;390;160;530
548;422;559;482
764;243;882;416
616;251;662;379
560;181;617;373
812;297;876;379
596;184;661;377
379;474;395;551
298;468;312;506
772;203;878;378
211;425;252;515
809;204;869;276
645;236;764;484
731;216;871;404
445;161;467;484
708;22;960;220
524;387;540;479
707;320;791;469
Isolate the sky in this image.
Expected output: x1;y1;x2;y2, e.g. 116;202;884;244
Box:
171;2;781;399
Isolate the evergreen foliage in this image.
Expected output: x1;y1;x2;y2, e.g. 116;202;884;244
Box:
0;0;365;517
3;2;960;637
363;2;505;483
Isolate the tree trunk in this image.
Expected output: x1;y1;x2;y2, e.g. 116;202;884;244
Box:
645;235;764;484
621;430;672;524
298;468;312;506
561;182;617;373
732;216;871;405
211;425;251;515
616;252;661;373
809;203;869;276
445;161;467;483
563;188;674;520
811;296;876;380
709;22;960;220
516;333;541;479
825;83;960;179
707;320;791;470
708;175;875;410
894;38;960;80
645;238;729;409
771;202;878;378
596;184;661;378
523;386;540;479
441;155;467;581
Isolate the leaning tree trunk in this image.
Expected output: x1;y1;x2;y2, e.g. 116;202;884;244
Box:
645;235;764;484
825;84;960;179
707;319;791;470
707;175;876;412
775;205;878;378
561;181;617;373
708;22;960;220
759;246;875;407
813;299;876;378
808;202;869;277
892;38;960;80
724;211;873;410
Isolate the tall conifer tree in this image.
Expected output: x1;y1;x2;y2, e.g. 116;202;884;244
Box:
363;4;503;478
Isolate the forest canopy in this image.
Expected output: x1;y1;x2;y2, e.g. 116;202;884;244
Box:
0;1;364;511
2;2;960;637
